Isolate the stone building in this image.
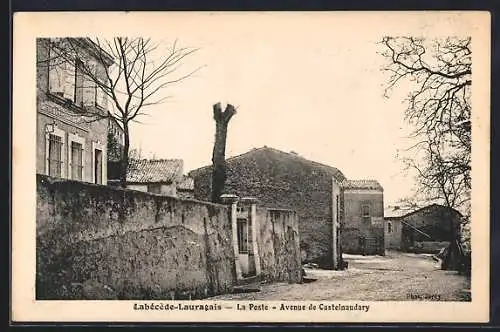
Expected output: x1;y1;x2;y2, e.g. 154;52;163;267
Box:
384;204;462;254
189;146;347;269
340;179;385;255
36;38;114;185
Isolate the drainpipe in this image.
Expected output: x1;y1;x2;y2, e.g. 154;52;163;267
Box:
220;194;242;280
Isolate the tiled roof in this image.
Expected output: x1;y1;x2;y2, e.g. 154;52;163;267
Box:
189;146;346;182
384;203;462;219
127;159;183;183
177;176;194;191
342;179;383;191
384;205;410;218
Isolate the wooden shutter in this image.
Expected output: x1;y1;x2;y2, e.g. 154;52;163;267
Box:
96;86;108;109
83;78;96;107
62;61;75;101
48;55;65;95
95;64;109;109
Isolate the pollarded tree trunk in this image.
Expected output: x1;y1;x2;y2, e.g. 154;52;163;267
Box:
211;102;237;203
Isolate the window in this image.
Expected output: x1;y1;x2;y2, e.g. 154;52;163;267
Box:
75;59;98;109
95;65;108;109
68;133;85;181
147;184;162;194
70;141;84;180
237;219;248;253
361;203;371;223
48;45;75;101
94;149;103;184
48;134;63;177
387;222;392;233
45;126;66;178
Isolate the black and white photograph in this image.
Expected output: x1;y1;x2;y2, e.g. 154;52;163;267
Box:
12;11;490;323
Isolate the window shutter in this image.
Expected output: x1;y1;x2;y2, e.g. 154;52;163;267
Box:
83;78;96;107
62;61;75;101
48;57;65;95
96;86;108;109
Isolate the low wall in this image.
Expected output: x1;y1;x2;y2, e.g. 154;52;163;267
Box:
36;174;235;300
257;208;302;283
407;241;450;254
341;227;384;255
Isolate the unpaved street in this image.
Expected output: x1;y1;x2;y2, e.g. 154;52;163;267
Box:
208;251;471;301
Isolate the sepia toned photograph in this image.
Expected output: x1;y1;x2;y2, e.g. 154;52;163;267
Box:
12;11;490;323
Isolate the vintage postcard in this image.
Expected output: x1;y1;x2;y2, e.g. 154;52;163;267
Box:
12;11;490;323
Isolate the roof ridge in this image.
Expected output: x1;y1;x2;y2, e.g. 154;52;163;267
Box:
189;145;345;179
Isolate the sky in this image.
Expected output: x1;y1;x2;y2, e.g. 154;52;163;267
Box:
97;12;479;207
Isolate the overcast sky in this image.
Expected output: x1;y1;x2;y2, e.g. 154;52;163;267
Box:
99;12;479;206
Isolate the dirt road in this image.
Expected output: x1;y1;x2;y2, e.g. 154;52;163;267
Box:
208;251;471;301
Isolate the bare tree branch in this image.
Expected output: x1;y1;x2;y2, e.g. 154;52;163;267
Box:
39;37;202;187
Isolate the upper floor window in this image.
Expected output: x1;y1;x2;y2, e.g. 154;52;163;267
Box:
47;42;108;111
387;221;392;233
48;50;75;101
361;203;371;223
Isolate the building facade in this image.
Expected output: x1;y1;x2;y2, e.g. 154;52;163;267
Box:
36;38;114;185
384;204;462;253
340;180;385;255
189;146;347;269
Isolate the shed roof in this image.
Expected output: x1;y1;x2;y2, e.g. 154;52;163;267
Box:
127;159;183;183
384;203;462;219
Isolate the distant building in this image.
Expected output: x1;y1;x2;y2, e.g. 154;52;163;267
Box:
36;38;114;185
384;203;462;254
341;179;385;255
108;158;194;199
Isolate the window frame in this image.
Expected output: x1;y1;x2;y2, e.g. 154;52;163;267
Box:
45;126;67;178
361;202;371;223
68;132;86;181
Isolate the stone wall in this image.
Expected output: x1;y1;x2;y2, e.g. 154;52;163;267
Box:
256;208;302;283
36;174;235;300
189;147;346;268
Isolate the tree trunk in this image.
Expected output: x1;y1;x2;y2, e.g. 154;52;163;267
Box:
120;121;130;189
211;103;236;203
443;210;460;270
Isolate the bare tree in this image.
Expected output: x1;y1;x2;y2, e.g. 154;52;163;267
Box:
380;36;472;269
39;37;201;187
211;102;237;203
